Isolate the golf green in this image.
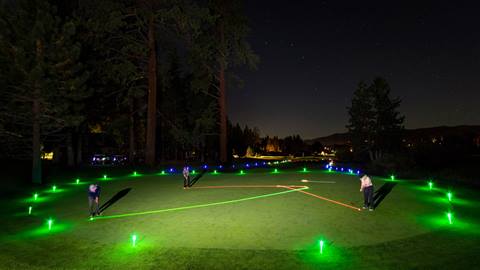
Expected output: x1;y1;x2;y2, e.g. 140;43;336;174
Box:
1;168;479;269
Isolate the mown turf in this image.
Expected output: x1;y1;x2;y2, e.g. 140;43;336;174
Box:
1;167;479;269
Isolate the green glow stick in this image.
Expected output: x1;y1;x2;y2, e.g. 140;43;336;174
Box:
447;192;452;202
192;170;196;175
303;167;307;172
133;171;137;176
103;174;107;179
48;219;53;230
319;240;324;254
274;168;278;173
132;234;137;247
76;178;80;184
428;181;433;190
447;212;453;224
34;193;38;201
52;185;57;192
390;175;395;181
28;206;32;215
240;170;245;175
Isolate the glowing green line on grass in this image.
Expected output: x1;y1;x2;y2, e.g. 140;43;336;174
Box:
447;212;453;224
319;240;324;254
94;187;308;220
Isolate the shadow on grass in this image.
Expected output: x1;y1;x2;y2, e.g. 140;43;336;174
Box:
99;188;132;213
373;182;397;209
189;170;207;187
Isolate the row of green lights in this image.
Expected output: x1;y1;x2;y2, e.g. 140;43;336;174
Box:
423;179;455;225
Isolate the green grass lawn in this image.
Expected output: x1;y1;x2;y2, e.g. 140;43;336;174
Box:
1;167;479;269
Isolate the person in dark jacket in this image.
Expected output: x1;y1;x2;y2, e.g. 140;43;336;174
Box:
88;184;101;217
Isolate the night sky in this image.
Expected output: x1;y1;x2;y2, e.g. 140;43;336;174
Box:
228;0;480;139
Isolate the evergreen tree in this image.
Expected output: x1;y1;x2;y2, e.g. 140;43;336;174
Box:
346;77;404;161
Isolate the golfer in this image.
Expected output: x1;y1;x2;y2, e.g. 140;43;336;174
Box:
183;165;190;189
360;174;374;211
88;183;101;217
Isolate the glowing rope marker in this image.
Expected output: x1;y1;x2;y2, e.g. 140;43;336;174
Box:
301;180;336;184
282;186;362;211
94;186;308;220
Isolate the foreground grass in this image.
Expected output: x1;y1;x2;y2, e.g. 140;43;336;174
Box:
1;167;479;269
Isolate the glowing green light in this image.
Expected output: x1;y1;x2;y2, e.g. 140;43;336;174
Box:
328;168;332;172
273;168;278;173
390;175;395;181
89;217;94;221
48;219;53;230
161;170;166;175
192;170;196;175
447;192;452;202
76;178;80;184
428;181;433;190
95;187;308;220
133;171;137;176
240;170;245;175
28;206;32;215
103;174;107;179
52;185;57;192
34;193;38;201
447;212;453;224
303;167;307;172
213;170;218;174
319;240;324;254
131;234;137;247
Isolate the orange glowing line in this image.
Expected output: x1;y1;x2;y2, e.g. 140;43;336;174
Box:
282;186;362;211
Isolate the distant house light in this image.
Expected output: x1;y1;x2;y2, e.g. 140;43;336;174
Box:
41;152;54;160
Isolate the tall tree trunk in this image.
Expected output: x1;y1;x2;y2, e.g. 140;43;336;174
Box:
67;132;74;167
32;89;41;184
145;15;157;166
76;134;82;165
129;100;136;164
32;39;43;184
218;20;228;163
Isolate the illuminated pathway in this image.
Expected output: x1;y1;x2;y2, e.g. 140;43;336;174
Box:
94;184;361;221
